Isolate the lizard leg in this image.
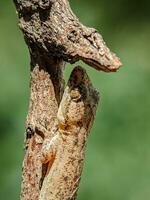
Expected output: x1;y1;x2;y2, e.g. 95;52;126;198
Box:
40;134;59;164
40;134;59;188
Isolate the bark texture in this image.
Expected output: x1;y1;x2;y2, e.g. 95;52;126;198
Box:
22;57;65;200
13;0;122;200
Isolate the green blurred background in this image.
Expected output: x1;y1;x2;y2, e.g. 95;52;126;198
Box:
0;0;150;199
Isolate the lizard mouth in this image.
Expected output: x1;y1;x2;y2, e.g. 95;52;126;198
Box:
68;66;92;88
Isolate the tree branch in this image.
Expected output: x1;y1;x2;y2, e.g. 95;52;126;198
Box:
21;56;65;200
14;0;122;72
13;0;122;199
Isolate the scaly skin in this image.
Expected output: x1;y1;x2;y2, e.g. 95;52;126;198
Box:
13;0;121;199
39;66;99;200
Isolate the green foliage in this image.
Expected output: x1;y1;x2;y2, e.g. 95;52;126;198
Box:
0;0;150;199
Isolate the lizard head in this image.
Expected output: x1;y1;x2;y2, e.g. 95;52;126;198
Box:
57;66;99;132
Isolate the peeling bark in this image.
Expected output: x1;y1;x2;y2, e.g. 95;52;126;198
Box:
13;0;122;200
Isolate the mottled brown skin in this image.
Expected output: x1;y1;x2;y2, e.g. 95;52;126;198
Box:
39;66;99;200
13;0;122;199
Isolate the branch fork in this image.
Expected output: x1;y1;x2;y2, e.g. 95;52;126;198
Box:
13;0;122;199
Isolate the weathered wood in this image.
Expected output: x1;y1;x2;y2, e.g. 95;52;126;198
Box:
21;56;65;200
14;0;121;72
13;0;122;199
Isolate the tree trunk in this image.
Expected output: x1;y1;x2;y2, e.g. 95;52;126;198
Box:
13;1;122;200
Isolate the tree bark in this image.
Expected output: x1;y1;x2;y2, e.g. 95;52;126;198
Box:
13;0;122;200
21;56;65;200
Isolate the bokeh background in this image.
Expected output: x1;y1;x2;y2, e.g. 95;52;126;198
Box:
0;0;150;199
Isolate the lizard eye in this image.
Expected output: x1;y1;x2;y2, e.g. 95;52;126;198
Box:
70;89;81;102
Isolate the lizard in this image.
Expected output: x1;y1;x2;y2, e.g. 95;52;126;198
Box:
13;0;122;199
39;66;99;200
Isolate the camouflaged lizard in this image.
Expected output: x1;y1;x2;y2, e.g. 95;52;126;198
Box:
13;0;122;199
39;66;99;200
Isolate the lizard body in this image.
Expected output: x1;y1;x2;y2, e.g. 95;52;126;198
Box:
39;66;99;200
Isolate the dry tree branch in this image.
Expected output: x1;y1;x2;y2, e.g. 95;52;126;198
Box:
13;0;122;199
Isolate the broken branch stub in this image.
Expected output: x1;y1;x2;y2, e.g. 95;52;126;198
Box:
14;0;122;72
13;0;122;200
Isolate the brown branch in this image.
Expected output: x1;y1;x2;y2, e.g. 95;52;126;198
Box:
14;0;121;72
21;56;65;200
13;0;122;200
